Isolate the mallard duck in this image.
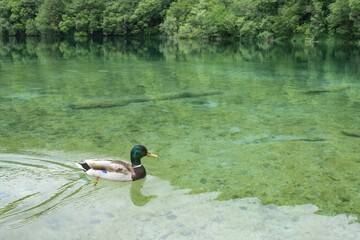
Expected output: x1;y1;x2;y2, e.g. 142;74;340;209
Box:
76;145;158;185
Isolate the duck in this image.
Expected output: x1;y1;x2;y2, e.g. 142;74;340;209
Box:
75;145;158;185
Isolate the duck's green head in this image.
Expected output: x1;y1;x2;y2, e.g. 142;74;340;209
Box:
130;145;158;166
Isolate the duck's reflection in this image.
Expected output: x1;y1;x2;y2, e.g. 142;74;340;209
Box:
130;179;157;206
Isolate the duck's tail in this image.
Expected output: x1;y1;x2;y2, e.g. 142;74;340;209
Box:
75;162;91;172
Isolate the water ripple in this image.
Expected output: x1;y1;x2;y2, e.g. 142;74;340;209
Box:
1;152;360;240
0;153;88;229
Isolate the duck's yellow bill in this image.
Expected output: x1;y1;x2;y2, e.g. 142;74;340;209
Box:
147;152;158;158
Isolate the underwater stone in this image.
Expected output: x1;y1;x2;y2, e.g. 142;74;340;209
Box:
166;214;177;220
200;178;207;184
229;127;241;134
341;130;360;138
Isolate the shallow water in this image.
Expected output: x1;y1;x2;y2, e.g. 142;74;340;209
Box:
0;38;360;238
1;152;360;240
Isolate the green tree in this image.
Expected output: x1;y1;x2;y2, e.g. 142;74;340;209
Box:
0;0;11;35
162;0;236;38
160;0;197;37
59;0;105;37
270;1;310;40
102;0;140;36
230;0;262;40
349;0;360;39
0;0;359;41
327;0;353;40
0;0;42;36
36;0;65;35
308;0;330;40
129;0;173;35
185;0;236;38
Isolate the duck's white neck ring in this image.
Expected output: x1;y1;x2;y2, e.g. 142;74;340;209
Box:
133;164;143;168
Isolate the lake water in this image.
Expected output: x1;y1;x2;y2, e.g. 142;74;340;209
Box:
0;38;360;239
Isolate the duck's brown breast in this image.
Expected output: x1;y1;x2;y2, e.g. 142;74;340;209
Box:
132;165;146;181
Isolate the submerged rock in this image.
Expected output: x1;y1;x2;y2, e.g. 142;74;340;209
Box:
341;130;360;138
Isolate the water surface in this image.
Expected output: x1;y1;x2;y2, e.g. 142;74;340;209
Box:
0;38;360;238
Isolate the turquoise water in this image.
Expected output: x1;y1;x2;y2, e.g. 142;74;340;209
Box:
0;38;360;239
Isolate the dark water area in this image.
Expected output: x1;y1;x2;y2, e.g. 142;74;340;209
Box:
0;37;359;239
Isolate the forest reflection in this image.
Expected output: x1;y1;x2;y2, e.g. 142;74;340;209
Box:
1;37;359;108
1;37;359;69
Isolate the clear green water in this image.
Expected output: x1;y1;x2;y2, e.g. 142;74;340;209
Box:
1;38;360;238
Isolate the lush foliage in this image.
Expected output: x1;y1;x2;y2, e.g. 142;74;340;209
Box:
0;0;359;41
161;0;360;42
